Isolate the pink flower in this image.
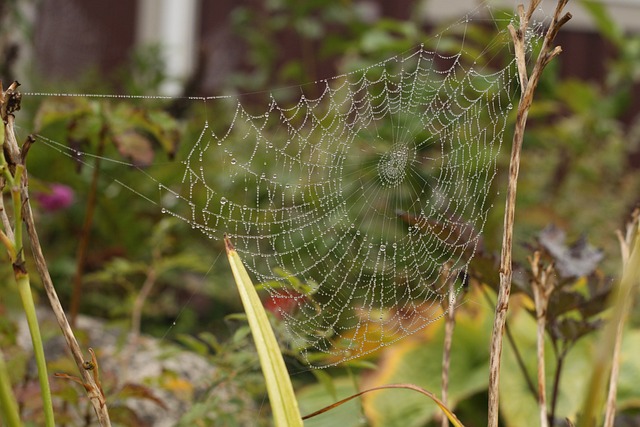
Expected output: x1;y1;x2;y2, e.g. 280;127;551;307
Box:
35;184;75;212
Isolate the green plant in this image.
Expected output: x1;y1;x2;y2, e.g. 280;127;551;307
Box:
0;81;56;426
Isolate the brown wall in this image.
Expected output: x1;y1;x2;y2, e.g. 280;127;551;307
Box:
31;0;639;120
34;0;137;80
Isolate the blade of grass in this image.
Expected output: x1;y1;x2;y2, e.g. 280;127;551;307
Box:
16;272;55;427
0;348;21;427
224;235;303;427
579;211;640;427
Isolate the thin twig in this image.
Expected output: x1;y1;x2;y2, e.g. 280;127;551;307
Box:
549;342;566;425
505;321;537;399
22;155;112;427
487;2;570;425
441;278;457;427
530;251;555;427
603;209;640;427
70;126;106;326
481;284;538;399
130;265;158;343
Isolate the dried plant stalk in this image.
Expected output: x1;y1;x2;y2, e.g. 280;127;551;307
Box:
487;2;570;426
441;278;457;427
529;251;555;427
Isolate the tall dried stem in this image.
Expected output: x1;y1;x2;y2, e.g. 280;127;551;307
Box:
487;2;570;426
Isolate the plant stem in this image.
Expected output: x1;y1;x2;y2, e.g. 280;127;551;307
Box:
481;284;538;400
0;348;21;427
534;297;548;427
549;348;566;426
505;321;537;399
603;217;640;427
70;126;106;326
487;2;570;425
22;168;112;426
579;211;640;427
530;252;554;427
441;279;457;427
131;265;157;341
16;273;55;427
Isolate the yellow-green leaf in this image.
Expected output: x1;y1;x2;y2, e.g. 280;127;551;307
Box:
224;235;303;427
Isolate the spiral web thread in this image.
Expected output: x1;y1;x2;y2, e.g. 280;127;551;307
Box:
25;7;543;367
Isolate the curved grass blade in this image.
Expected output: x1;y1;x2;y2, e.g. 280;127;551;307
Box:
302;383;465;427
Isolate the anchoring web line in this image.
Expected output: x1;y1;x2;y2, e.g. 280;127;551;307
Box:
23;7;542;366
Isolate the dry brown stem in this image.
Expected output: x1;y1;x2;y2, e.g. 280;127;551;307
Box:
487;2;570;426
70;129;106;326
529;251;556;427
1;81;111;426
441;275;457;427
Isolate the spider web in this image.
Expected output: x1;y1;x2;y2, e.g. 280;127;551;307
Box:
23;6;543;367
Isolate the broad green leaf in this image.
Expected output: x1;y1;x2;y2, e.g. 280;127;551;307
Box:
361;287;492;427
500;306;594;427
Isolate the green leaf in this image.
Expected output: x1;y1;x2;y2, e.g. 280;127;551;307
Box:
197;331;223;353
361;286;492;426
224;235;303;427
500;308;593;427
175;334;209;356
34;97;94;132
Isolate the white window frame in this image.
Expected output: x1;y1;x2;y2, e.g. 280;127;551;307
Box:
136;0;200;96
